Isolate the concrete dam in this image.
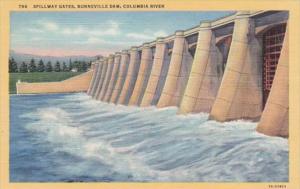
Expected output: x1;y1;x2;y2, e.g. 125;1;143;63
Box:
17;10;289;138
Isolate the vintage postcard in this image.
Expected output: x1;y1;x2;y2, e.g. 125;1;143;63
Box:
0;0;300;189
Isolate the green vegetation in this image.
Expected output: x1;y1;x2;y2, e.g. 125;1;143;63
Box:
54;61;61;72
9;58;18;72
45;61;53;72
19;62;28;73
8;56;93;93
28;59;37;72
37;59;45;72
8;57;92;73
62;62;68;72
9;72;84;94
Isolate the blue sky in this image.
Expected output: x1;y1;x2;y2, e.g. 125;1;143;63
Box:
10;11;234;56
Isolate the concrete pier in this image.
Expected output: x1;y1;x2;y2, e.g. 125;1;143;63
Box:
256;25;289;137
140;38;171;107
117;47;141;105
103;52;121;102
98;55;115;101
94;58;108;99
90;60;104;98
110;50;131;104
128;43;154;106
157;31;193;108
209;11;263;121
87;61;99;96
92;62;97;69
179;22;223;114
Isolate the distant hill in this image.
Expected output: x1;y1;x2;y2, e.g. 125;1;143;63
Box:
9;50;102;66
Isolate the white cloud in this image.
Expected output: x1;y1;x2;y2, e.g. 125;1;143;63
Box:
28;20;121;37
31;37;42;41
62;26;85;35
78;38;131;45
61;20;120;37
153;30;168;37
86;37;105;44
22;19;168;49
27;28;44;33
41;21;59;31
26;21;59;33
126;33;153;40
126;30;168;41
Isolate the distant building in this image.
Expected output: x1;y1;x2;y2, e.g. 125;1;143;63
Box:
71;68;78;72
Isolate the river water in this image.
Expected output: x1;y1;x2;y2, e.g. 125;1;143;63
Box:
10;93;288;182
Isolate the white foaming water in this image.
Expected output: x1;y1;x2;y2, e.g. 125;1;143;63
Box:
18;93;288;182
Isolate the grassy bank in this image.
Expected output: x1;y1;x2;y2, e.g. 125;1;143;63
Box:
9;72;84;94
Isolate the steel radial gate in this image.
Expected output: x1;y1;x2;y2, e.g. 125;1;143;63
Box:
262;23;286;106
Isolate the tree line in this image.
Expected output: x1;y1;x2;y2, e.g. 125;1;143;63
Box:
9;58;91;73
